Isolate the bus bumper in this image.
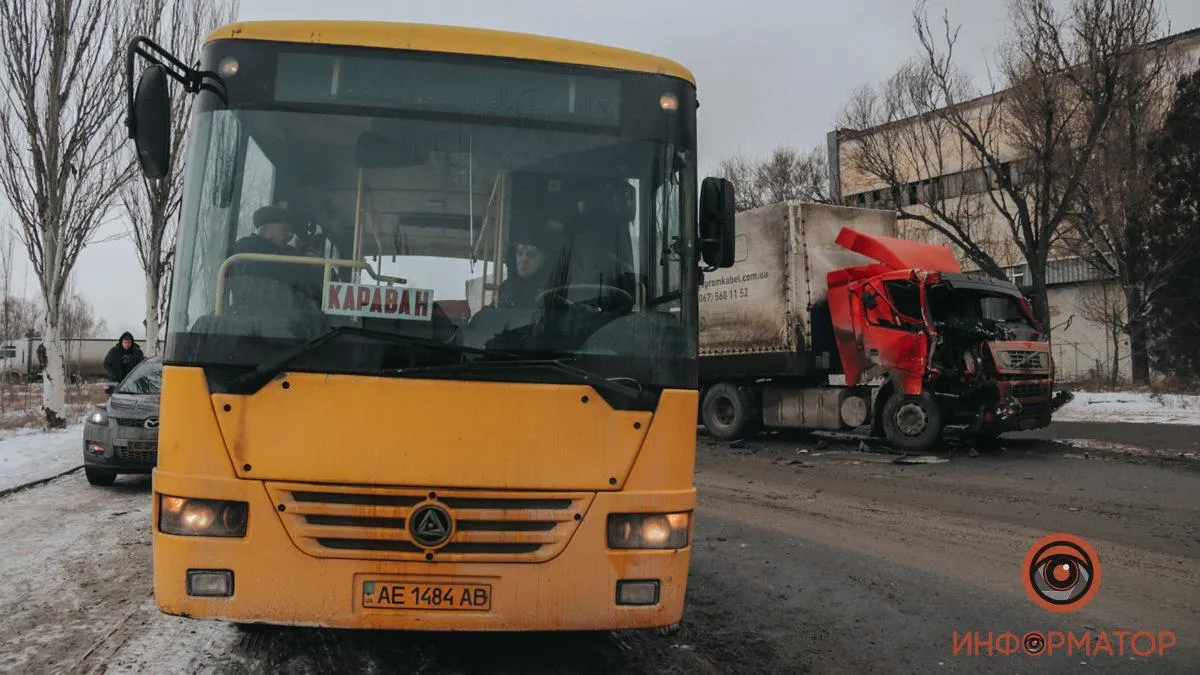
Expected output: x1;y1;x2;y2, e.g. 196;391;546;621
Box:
151;470;694;631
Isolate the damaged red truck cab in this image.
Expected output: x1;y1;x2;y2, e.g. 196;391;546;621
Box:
827;227;1062;450
697;201;1070;453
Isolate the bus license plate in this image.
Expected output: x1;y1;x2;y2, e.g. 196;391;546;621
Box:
361;580;492;611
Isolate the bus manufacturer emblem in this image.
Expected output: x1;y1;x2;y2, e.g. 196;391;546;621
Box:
410;504;453;548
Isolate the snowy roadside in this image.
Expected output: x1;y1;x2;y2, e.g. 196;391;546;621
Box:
1053;391;1200;425
0;424;84;495
1054;437;1199;465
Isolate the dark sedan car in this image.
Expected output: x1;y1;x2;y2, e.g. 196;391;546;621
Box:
82;356;162;486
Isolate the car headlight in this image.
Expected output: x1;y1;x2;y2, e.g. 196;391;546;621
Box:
607;512;691;549
88;409;107;425
159;495;248;537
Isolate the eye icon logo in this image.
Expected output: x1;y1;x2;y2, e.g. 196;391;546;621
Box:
1023;533;1101;612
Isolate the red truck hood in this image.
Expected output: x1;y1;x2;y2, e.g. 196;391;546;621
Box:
835;228;962;273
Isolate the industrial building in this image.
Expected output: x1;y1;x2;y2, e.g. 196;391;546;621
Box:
827;27;1200;384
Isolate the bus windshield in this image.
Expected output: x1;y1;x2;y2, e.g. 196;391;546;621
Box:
167;41;698;394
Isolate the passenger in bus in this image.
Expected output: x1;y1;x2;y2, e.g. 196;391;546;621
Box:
227;205;325;310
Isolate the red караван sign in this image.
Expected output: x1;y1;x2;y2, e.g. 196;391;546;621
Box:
323;281;433;321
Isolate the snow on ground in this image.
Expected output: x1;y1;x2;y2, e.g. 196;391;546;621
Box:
1055;437;1199;464
0;424;84;494
1054;391;1200;425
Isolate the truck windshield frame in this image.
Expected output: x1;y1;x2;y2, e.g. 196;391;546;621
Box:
165;39;700;395
925;284;1038;329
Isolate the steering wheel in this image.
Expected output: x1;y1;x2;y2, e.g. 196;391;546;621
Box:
536;283;634;312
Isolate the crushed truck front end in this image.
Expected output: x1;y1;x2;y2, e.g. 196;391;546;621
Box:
826;229;1062;449
923;273;1058;436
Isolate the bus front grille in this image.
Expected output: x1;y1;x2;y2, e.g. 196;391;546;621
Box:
265;482;593;563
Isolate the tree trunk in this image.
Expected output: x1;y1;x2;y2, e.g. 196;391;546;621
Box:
144;276;160;358
40;312;66;429
1027;264;1051;334
1124;286;1150;385
1110;322;1121;387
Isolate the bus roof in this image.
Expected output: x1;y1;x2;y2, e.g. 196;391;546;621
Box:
205;20;696;85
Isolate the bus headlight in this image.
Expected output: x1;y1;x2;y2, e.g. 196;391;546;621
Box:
159;495;248;537
607;512;690;549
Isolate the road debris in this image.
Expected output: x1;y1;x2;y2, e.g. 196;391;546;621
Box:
773;458;813;468
893;455;950;465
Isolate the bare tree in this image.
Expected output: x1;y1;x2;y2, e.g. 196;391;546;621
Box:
0;297;42;343
718;144;830;212
717;152;762;212
0;0;139;427
839;0;1167;328
60;292;102;340
1062;39;1181;384
0;225;14;342
120;0;239;357
1074;281;1129;386
839;63;1007;276
0;225;14;408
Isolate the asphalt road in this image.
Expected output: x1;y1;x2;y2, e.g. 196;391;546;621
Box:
1018;421;1200;453
0;425;1196;674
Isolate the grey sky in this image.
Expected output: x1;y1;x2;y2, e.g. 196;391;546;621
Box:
16;0;1200;339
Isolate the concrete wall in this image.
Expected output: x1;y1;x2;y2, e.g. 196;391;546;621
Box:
1045;281;1132;384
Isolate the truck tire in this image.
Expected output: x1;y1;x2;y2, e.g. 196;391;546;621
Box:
701;382;755;441
84;467;116;486
882;390;943;453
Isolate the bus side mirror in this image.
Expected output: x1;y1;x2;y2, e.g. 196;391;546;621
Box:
131;64;172;180
699;177;735;268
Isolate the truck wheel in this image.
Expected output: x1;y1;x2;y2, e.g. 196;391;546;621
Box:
882;390;943;453
701;382;754;441
84;467;116;486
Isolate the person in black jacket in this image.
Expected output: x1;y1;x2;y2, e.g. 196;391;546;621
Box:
103;332;145;383
497;241;553;308
228;205;324;303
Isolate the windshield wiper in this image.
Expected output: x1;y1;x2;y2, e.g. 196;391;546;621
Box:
228;325;520;392
387;358;652;409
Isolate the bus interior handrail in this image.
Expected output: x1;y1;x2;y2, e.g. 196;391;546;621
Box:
214;253;407;316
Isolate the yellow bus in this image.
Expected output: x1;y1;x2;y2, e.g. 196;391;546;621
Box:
125;19;735;631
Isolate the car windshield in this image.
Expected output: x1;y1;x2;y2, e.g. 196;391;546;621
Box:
166;41;698;393
115;360;163;395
